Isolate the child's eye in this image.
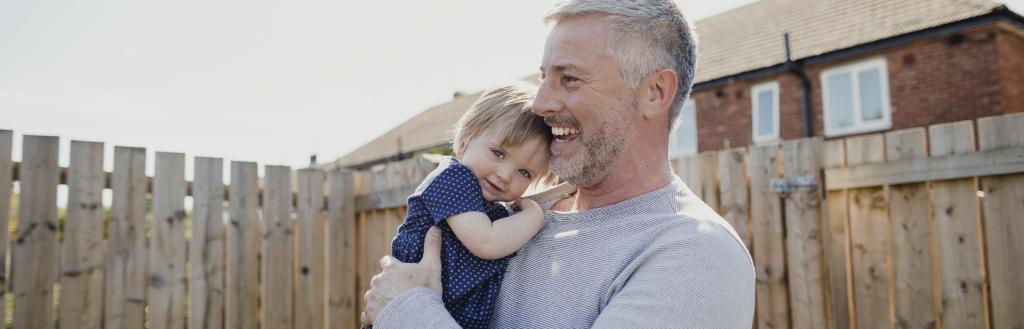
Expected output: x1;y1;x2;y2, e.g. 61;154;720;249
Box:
491;149;504;159
518;169;532;179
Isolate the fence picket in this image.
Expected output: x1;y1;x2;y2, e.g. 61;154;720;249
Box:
148;152;187;329
263;165;294;329
844;134;890;329
749;143;788;329
698;152;720;211
928;121;986;329
718;148;751;250
12;135;60;329
882;128;936;329
823;139;852;329
0;130;12;325
327;170;358;329
977;113;1024;329
58;141;106;329
296;169;326;329
191;157;226;329
226;161;260;329
104;146;148;329
782;138;828;329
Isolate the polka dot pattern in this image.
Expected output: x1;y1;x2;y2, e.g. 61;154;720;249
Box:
392;157;511;329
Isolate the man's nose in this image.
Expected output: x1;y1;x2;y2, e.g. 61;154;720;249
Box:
532;79;563;117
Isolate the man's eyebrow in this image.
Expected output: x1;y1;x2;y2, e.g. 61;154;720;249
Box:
540;64;585;74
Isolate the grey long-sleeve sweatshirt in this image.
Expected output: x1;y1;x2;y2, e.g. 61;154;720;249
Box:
375;177;755;328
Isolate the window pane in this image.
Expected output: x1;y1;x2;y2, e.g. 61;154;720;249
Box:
757;89;775;136
827;73;854;129
678;103;697;154
859;69;883;121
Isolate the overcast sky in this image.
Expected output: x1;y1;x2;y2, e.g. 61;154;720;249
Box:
3;0;1023;179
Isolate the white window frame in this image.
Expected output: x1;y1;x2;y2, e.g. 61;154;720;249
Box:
821;57;893;137
669;100;698;160
751;81;780;143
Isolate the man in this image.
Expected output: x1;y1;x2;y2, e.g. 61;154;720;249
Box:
363;0;755;327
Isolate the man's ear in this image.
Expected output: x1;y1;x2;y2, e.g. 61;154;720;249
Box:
640;69;679;121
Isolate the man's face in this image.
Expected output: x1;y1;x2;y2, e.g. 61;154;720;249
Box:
533;15;636;187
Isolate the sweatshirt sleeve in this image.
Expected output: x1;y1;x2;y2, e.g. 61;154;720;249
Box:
590;224;756;328
374;288;462;329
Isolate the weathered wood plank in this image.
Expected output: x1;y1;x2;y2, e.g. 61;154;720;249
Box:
327;170;358;329
148;152;187;329
698;152;720;211
0;130;12;325
928;121;986;329
58;140;106;329
190;157;225;329
296;169;326;329
718;148;751;250
749;143;789;329
12;135;60;329
680;155;702;198
824;146;1023;190
977;113;1024;329
884;128;937;329
226;161;260;329
823;139;851;329
263;165;294;329
844;133;891;329
104;146;148;329
782;138;828;329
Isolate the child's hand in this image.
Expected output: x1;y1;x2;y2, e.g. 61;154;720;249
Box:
512;198;541;214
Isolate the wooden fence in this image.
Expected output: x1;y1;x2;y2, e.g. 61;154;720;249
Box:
2;111;1022;329
679;112;1023;329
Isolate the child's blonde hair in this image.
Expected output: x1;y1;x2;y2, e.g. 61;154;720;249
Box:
452;82;557;186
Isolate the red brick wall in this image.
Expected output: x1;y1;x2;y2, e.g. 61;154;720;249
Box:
997;26;1024;113
692;24;1018;153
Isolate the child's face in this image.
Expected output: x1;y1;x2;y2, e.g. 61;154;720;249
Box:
460;132;550;202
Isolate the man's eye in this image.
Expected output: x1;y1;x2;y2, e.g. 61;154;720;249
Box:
561;75;580;86
491;149;504;159
518;169;531;179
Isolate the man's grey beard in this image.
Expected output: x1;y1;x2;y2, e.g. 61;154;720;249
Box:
552;131;625;188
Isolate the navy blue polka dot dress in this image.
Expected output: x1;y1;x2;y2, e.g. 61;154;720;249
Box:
392;157;512;329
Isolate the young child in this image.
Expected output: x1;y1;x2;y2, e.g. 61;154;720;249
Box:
390;82;554;329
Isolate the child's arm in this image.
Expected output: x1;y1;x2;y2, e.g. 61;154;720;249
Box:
446;199;543;260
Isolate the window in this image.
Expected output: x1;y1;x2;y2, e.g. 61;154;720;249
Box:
821;58;892;136
751;81;780;143
669;100;697;159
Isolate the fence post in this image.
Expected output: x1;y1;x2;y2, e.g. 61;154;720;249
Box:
12;135;60;329
191;157;226;329
104;146;149;329
59;140;106;329
148;152;187;329
782;138;828;329
0;130;12;325
327;169;358;329
977;113;1024;329
296;169;326;329
749;143;789;329
226;161;260;329
263;165;294;329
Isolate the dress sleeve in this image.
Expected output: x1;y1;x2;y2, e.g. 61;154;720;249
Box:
590;227;756;328
419;162;485;225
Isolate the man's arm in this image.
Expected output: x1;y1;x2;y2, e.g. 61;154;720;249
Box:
363;227;462;328
590;230;756;328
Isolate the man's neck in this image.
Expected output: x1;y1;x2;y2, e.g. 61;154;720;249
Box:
553;155;674;212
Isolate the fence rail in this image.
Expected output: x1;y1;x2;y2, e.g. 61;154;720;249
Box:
1;112;1022;329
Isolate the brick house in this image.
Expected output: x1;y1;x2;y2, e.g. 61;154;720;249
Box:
325;0;1024;170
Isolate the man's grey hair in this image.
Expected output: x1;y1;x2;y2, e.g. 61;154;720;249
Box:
545;0;698;128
